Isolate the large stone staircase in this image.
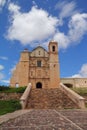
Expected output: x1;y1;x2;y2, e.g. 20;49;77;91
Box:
27;88;78;109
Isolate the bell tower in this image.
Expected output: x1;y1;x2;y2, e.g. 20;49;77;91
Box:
49;41;60;88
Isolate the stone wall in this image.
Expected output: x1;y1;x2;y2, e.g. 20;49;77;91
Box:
0;93;22;100
61;78;87;88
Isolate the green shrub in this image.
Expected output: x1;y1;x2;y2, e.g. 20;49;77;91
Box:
0;86;26;93
0;86;9;91
0;100;21;115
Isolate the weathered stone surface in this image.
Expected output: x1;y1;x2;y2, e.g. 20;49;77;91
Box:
1;109;87;130
27;88;78;109
59;109;87;130
0;93;22;100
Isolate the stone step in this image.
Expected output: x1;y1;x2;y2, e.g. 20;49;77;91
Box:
27;88;78;109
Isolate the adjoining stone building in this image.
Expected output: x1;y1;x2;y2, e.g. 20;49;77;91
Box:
10;41;60;88
61;78;87;88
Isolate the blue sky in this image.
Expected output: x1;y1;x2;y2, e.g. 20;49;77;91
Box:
0;0;87;85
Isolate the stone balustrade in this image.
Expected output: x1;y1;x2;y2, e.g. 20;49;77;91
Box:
60;83;85;109
20;83;32;109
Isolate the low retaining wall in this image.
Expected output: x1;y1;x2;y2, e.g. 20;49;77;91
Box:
0;93;22;100
20;83;32;109
60;83;85;109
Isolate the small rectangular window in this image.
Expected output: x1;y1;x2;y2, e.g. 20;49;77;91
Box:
37;61;41;67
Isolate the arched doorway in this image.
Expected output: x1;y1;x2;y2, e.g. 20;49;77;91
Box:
36;82;42;88
64;83;73;88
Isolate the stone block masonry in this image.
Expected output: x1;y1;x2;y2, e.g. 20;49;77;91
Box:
61;78;87;88
10;41;60;89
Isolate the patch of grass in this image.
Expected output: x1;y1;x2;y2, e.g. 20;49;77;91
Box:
0;86;26;93
72;87;87;96
0;100;21;115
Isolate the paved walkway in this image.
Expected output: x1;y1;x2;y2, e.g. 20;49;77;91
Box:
0;109;87;130
0;110;30;125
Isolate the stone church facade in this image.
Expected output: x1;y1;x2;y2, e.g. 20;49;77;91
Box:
10;41;60;88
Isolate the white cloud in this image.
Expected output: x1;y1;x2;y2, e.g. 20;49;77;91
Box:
2;79;10;84
53;32;70;49
10;65;16;74
0;56;8;60
54;2;87;50
6;2;87;50
72;74;81;78
0;65;4;70
0;0;6;7
0;64;9;84
0;65;5;80
8;2;20;13
53;13;87;50
79;64;87;77
0;73;4;80
7;3;59;45
55;1;77;19
68;13;87;43
32;1;37;6
72;64;87;78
